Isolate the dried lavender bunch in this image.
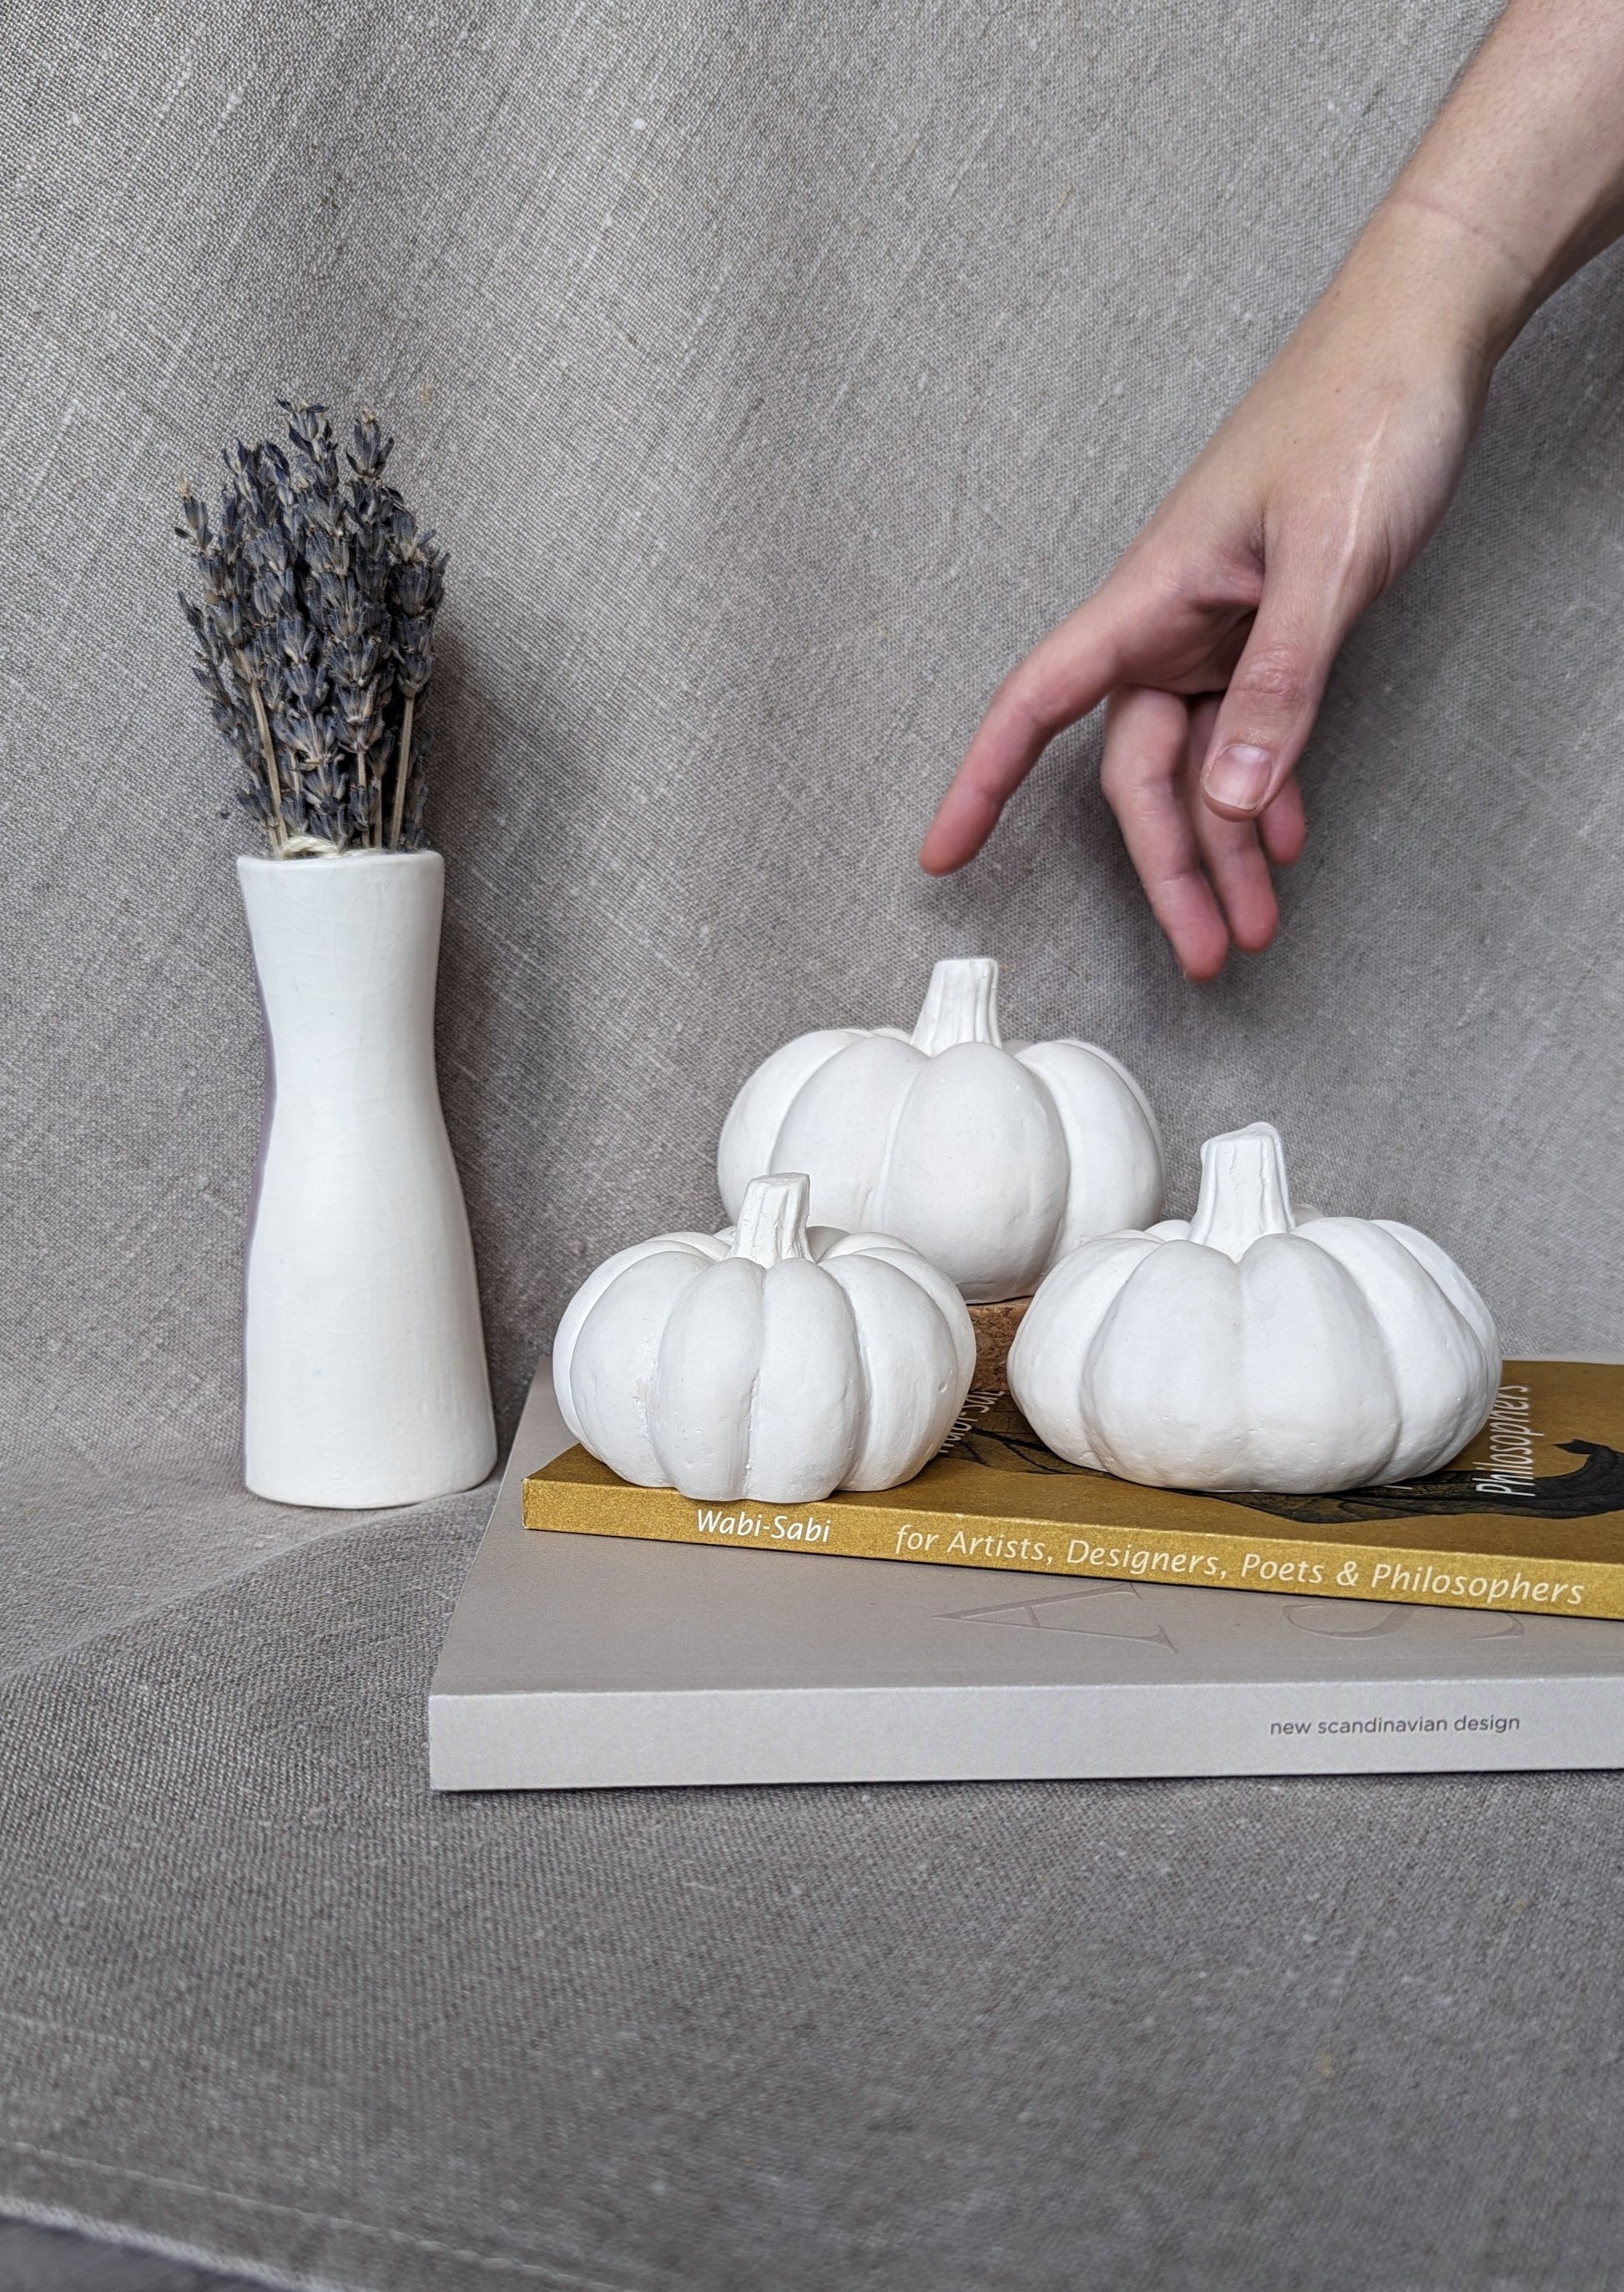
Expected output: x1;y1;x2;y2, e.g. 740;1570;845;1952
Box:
176;401;448;856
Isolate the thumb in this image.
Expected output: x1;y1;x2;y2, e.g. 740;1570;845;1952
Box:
1199;561;1359;818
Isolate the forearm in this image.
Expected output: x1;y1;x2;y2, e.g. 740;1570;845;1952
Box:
1355;0;1624;368
925;0;1624;972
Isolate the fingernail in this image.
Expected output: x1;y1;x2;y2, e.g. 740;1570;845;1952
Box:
1203;743;1272;812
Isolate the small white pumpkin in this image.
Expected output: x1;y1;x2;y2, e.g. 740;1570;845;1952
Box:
1007;1121;1500;1492
553;1172;976;1502
718;957;1163;1304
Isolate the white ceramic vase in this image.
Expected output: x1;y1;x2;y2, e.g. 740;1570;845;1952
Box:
238;851;497;1507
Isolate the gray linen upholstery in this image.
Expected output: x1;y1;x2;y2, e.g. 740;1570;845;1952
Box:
5;0;1624;2284
8;1505;1624;2292
0;2219;264;2290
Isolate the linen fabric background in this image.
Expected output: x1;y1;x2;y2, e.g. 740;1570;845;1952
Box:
5;1;1624;2288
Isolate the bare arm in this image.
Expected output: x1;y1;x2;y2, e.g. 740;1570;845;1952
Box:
920;0;1624;977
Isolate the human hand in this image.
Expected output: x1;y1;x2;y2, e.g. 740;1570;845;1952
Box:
920;208;1498;977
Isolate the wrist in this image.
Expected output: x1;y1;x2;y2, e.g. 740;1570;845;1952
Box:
1332;194;1537;377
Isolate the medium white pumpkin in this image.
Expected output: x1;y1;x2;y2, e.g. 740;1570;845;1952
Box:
553;1172;976;1502
1007;1122;1500;1492
717;957;1164;1304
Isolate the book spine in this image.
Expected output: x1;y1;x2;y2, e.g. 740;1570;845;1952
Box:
521;1480;1624;1623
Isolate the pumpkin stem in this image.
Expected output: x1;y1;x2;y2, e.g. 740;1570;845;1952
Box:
729;1172;815;1266
910;957;1001;1053
1188;1122;1297;1260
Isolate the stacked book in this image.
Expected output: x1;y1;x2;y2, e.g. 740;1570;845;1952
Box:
430;1356;1624;1790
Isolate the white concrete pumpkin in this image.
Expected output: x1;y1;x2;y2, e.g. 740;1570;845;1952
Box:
1007;1122;1500;1492
717;957;1164;1303
553;1173;976;1502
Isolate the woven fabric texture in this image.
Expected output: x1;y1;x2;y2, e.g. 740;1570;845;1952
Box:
5;1506;1624;2292
0;2219;265;2290
5;0;1624;2284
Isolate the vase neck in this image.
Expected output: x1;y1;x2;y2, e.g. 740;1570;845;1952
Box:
239;855;443;1096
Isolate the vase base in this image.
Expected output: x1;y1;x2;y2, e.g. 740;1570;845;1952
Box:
245;1443;497;1512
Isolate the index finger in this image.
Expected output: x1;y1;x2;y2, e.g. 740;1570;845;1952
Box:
919;590;1133;875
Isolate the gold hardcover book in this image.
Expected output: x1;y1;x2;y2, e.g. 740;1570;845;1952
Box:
524;1361;1624;1623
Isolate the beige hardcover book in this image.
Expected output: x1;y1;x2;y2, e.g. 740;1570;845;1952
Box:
524;1361;1624;1623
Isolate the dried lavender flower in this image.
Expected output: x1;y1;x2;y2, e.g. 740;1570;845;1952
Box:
175;402;449;857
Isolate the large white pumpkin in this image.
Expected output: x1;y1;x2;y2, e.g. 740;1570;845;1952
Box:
1007;1122;1500;1492
553;1172;976;1502
717;957;1163;1304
